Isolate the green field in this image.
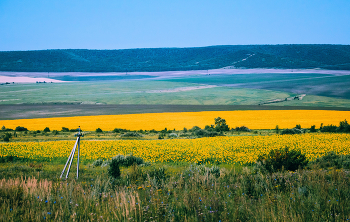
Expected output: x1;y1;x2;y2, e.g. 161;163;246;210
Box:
0;80;291;105
1;77;350;106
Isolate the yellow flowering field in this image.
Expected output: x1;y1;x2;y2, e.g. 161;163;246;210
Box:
1;133;350;164
0;110;349;131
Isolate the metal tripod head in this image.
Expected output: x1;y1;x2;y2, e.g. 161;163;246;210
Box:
75;126;84;137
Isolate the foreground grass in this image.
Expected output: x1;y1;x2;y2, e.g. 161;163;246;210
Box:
1;161;350;221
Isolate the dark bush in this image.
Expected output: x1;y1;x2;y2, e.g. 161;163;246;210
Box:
108;158;121;179
310;125;317;132
160;128;168;133
52;130;58;135
15;126;28;131
338;119;350;133
96;128;103;133
43;127;50;132
194;129;219;137
61;127;69;132
124;153;144;166
108;154;144;167
320;124;337;133
113;128;129;133
280;128;302;135
3;134;10;142
204;125;215;131
256;147;308;172
189;126;201;132
0;156;30;163
312;152;350;169
235;126;251;132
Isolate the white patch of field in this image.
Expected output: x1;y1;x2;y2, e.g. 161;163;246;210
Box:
0;75;65;83
145;85;217;93
2;68;350;82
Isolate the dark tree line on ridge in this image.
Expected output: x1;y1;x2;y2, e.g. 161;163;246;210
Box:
1;45;350;72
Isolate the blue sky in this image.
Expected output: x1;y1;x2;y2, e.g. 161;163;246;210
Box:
0;0;349;51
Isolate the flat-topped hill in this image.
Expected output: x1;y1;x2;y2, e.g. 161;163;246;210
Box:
0;45;349;72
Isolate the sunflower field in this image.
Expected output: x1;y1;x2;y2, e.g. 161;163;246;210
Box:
0;110;349;131
1;133;350;164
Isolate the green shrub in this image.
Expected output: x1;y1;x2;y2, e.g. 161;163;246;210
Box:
61;127;69;132
256;147;308;172
108;158;121;179
194;129;219;137
124;153;144;166
280;128;302;135
338;119;350;132
168;133;178;138
312;152;350;169
15;126;28;131
95;128;103;133
320;124;337;133
106;154;144;168
92;159;103;167
2;132;12;142
113;128;129;133
310;125;317;132
275;125;280;133
43;127;50;132
235;126;251;132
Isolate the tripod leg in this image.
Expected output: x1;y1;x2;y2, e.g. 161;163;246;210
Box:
66;138;79;179
60;137;79;178
77;137;80;179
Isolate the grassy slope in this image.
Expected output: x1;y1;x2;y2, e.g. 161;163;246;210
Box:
1;45;350;72
0;80;291;105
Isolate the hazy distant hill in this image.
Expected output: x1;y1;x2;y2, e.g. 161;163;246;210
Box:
0;45;349;72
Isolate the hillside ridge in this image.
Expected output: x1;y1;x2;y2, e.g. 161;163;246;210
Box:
1;44;350;72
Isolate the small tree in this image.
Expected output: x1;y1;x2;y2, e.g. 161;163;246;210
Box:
96;128;103;133
1;126;5;131
214;117;230;132
43;127;50;133
310;125;317;132
256;147;308;172
275;125;280;134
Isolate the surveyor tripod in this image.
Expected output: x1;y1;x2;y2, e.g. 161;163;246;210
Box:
60;127;83;179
